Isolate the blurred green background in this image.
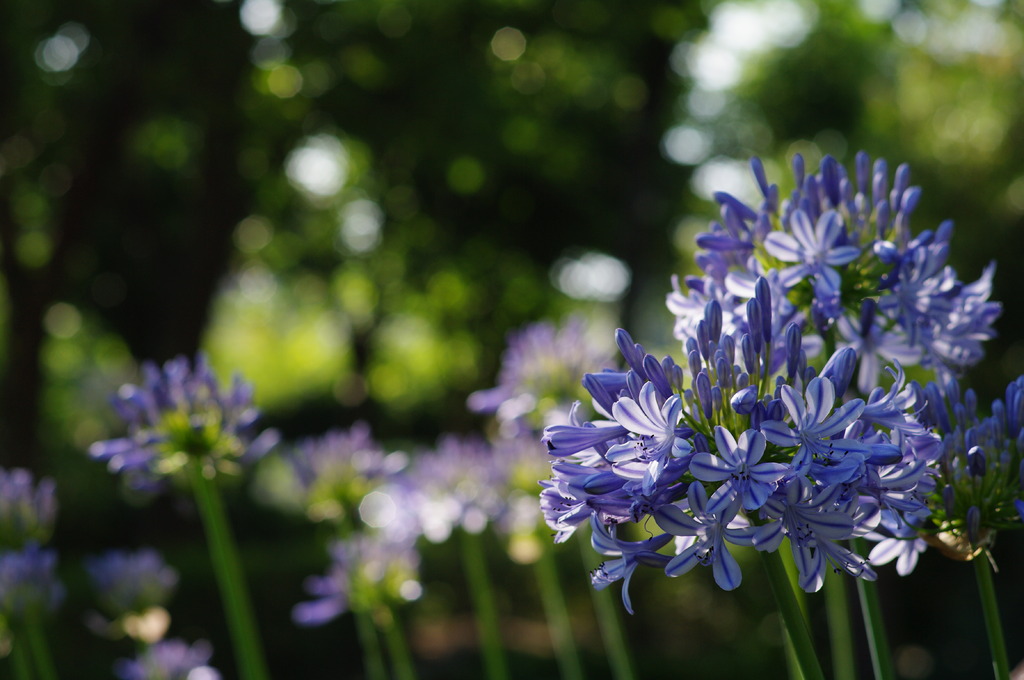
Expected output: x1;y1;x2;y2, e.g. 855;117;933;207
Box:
2;0;1024;677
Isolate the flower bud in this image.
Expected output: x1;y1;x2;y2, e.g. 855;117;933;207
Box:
705;300;723;344
967;446;986;478
942;485;956;517
696;320;711;362
730;385;759;415
746;299;763;354
966;506;981;547
696;372;713;420
754;277;772;343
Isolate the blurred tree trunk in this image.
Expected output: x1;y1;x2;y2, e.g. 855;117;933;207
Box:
0;0;252;469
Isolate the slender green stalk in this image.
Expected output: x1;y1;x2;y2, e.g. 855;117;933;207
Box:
534;541;584;680
380;605;417;680
22;615;57;680
460;530;509;680
10;638;34;680
576;535;636;680
779;545;806;680
187;463;270;680
824;572;856;680
760;549;826;680
353;606;388;680
851;538;894;680
973;552;1010;680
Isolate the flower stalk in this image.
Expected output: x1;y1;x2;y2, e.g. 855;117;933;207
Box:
187;462;269;680
380;605;417;680
22;614;58;680
824;572;855;680
577;537;636;680
534;539;584;680
459;530;508;680
352;605;387;680
973;553;1010;680
10;637;34;680
761;549;825;680
851;537;894;680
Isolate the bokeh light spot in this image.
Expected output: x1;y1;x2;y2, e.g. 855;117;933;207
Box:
491;27;527;61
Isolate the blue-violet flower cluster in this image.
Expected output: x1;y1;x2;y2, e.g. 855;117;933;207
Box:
668;152;1000;395
89;354;279;487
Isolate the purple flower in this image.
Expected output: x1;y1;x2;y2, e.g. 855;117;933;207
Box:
764;209;860;295
866;511;928;576
85;548;178;618
0;543;64;620
0;467;57;550
605;384;691;494
292;535;421;627
467;317;614;431
764;481;875;592
671;152;1001;396
113;638;220;680
655;482;782;591
284;423;407;523
913;374;1024;558
411;434;510;541
589;516;672;614
761;377;866;476
689;428;788;512
89;354;279;485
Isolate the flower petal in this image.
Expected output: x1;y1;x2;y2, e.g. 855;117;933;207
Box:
713;544;742;590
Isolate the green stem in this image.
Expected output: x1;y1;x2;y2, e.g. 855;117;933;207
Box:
22;615;57;680
780;545;806;680
824;571;856;680
10;637;34;680
974;552;1010;680
460;530;509;680
187;462;270;680
576;535;636;680
534;540;584;680
851;538;894;680
760;550;826;680
380;605;417;680
353;606;387;680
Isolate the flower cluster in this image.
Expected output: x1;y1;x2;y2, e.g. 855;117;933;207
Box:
410;434;515;542
0;542;65;621
468;317;614;433
276;422;424;628
669;152;1000;395
543;305;939;609
0;468;63;623
896;374;1024;562
89;354;279;486
85;547;179;642
284;422;407;524
293;534;422;627
113;638;221;680
0;467;58;550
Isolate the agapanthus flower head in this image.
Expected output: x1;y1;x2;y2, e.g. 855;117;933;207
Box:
541;293;939;607
468;317;614;433
85;547;178;619
113;637;220;680
0;467;58;550
902;374;1024;563
0;543;65;621
88;353;280;485
670;152;1000;395
411;434;511;542
283;422;407;523
292;534;422;627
